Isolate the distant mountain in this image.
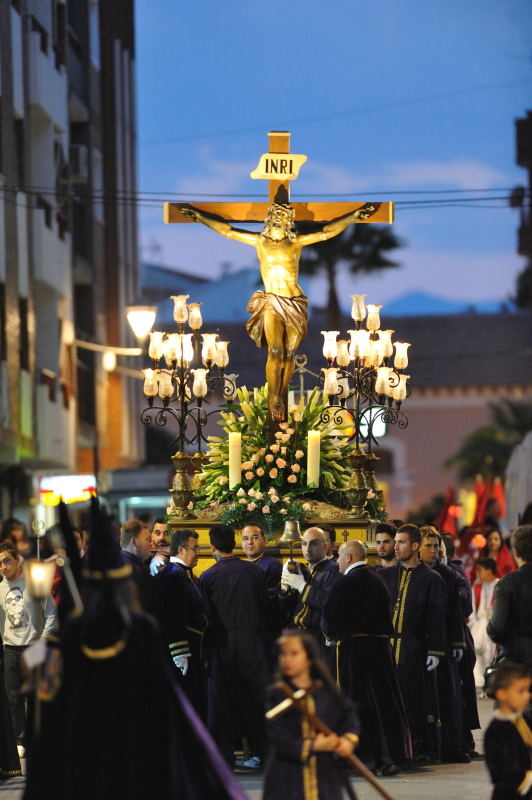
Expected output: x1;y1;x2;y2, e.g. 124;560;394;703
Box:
373;291;512;317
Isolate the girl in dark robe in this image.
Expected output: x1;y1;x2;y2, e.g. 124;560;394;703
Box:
263;630;359;800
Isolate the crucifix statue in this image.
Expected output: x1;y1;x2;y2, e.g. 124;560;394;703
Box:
165;132;394;426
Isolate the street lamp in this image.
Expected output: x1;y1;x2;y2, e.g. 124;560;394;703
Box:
126;305;157;340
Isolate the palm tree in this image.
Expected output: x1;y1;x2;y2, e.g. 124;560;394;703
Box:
298;222;404;328
445;398;532;481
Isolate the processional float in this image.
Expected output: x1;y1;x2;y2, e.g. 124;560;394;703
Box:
138;132;412;550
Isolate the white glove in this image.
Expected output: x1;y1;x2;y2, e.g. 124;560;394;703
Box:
426;655;439;672
173;654;190;676
282;561;307;593
452;648;463;662
149;555;166;576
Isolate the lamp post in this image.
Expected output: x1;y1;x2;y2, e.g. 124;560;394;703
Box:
318;294;411;518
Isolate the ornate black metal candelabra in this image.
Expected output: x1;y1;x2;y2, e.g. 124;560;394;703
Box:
139;294;237;518
319;294;411;518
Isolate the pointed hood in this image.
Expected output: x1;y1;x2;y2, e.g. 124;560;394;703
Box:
86;495;131;580
58;499;82;584
55;500;83;622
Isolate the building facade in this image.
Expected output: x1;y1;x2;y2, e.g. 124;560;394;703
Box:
0;0;142;522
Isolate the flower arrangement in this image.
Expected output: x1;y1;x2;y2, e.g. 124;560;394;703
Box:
365;489;388;523
194;384;355;536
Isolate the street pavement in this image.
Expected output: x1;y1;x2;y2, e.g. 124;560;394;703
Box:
238;697;494;800
0;698;493;799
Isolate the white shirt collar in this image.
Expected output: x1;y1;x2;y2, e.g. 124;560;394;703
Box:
344;560;366;575
170;556;187;567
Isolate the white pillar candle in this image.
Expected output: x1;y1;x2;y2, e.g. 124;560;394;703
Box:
228;432;242;488
306;430;320;488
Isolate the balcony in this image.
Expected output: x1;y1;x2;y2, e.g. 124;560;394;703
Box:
31;206;71;293
27;30;68;132
36;383;76;468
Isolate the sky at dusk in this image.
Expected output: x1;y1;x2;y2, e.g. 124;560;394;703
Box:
135;0;532;311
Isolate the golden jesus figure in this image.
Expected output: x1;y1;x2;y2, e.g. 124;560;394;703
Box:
180;201;380;421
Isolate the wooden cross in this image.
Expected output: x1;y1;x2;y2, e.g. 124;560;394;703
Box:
164;131;394;225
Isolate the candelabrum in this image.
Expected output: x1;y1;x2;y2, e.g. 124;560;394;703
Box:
319;294;411;518
139;294;237;518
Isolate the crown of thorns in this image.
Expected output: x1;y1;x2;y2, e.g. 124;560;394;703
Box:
266;203;296;222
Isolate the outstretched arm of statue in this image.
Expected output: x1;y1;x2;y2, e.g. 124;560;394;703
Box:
297;202;382;246
179;204;258;245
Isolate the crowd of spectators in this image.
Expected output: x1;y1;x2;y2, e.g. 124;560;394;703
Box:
0;504;531;797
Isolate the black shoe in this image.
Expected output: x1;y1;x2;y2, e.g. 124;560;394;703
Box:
381;763;401;776
468;750;484;761
441;752;471;764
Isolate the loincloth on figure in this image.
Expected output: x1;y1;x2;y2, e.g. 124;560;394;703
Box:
246;291;308;349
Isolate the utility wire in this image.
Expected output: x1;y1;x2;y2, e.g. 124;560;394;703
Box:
0;183;523;199
139;79;532;147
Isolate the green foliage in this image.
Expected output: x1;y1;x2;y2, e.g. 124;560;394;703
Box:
365;491;389;523
194;384;355;536
445;398;532;481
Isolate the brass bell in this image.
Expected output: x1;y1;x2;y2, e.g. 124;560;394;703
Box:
279;519;301;543
280;519;301;573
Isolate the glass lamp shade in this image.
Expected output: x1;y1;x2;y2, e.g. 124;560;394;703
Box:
181;334;194;365
158;370;174;399
322;367;339;396
321;331;339;361
188;302;203;330
142;368;158;397
350;294;367;323
366;304;383;332
163;333;181;365
375;366;392;395
126;306;157;339
348;329;370;360
336;340;351;367
201;333;218;364
394;342;411;370
379;329;395;359
170;295;189;325
392;374;409;403
215;341;229;368
366;335;384;368
148;331;165;361
23;559;56;598
191;368;209;398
